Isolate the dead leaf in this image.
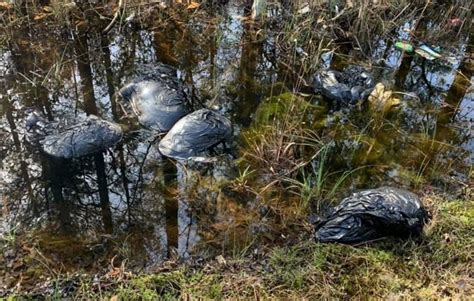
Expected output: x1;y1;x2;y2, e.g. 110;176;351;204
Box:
64;2;77;10
110;295;119;301
187;1;200;10
106;267;124;280
0;2;13;10
298;4;311;15
368;83;401;114
216;255;226;265
42;6;53;13
34;13;50;21
236;15;250;21
443;233;452;243
75;20;88;31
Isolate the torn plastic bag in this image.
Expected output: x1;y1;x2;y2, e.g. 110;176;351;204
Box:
313;65;375;105
314;187;429;244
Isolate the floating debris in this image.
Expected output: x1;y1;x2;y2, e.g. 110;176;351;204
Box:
395;41;414;53
415;44;442;61
368;83;401;114
395;40;443;61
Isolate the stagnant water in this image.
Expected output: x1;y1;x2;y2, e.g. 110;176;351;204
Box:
0;2;472;275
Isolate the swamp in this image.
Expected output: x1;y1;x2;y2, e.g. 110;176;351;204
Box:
0;0;472;299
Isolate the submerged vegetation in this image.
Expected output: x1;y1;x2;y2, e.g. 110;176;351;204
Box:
0;0;472;298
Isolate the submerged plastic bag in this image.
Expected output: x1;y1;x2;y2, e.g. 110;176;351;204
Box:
313;65;375;105
314;187;429;244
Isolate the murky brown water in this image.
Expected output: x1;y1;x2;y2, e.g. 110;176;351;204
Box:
0;1;472;275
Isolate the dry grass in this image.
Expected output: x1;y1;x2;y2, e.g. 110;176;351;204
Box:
239;92;327;192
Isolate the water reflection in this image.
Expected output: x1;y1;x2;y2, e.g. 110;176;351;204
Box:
0;1;472;272
176;164;199;259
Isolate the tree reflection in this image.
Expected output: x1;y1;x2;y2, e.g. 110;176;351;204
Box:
0;2;472;271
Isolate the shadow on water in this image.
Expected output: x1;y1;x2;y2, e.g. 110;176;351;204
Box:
0;0;472;277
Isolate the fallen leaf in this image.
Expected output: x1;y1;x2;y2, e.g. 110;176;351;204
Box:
443;233;452;243
42;6;53;13
187;1;200;10
34;13;50;21
64;2;77;10
216;255;226;265
13;261;25;271
298;5;311;15
236;15;250;21
110;295;119;301
75;20;88;31
0;2;13;10
368;83;401;114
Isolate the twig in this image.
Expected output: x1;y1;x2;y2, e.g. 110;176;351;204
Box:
103;0;124;34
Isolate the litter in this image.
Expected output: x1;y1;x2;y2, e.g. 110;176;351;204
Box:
395;41;443;61
314;187;429;244
395;41;414;53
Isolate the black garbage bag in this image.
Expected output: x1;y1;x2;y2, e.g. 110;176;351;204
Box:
314;187;429;244
26;111;123;159
118;63;189;132
158;109;233;161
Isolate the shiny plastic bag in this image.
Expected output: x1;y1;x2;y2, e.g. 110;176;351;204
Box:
314;187;429;244
313;65;375;105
